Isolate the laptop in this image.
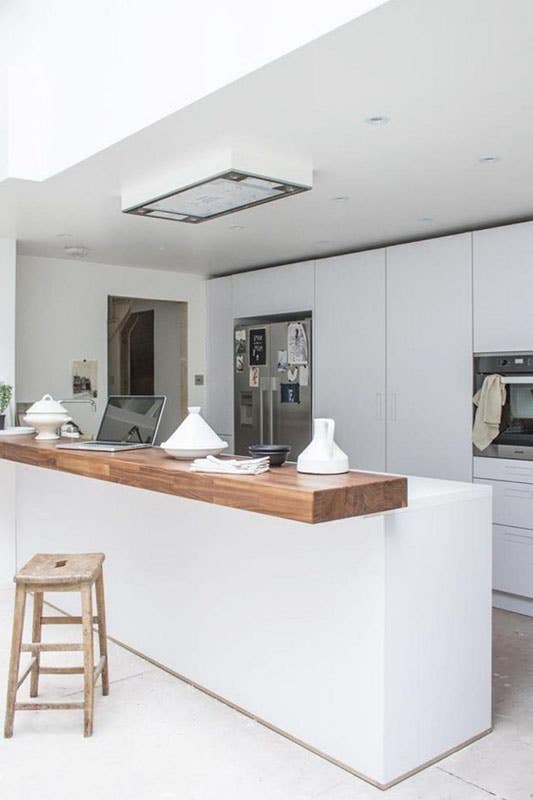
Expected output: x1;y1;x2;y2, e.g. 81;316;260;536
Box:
56;395;166;452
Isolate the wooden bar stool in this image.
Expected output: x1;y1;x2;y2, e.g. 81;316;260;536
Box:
4;553;109;738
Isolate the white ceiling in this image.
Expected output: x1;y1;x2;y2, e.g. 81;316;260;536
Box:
3;0;533;277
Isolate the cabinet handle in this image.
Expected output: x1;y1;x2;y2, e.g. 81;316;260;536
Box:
386;393;398;422
503;531;533;545
504;488;533;499
504;468;533;479
376;393;384;421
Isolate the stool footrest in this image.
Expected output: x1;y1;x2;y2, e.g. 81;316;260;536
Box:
21;643;84;653
41;616;99;625
15;702;84;711
40;666;85;675
16;658;37;690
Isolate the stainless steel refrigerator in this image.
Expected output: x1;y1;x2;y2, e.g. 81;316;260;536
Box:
234;314;312;459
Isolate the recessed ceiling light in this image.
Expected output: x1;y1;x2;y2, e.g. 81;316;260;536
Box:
365;115;390;126
316;240;334;245
229;225;244;231
64;245;89;259
56;233;72;239
418;217;434;223
478;155;500;163
331;195;350;203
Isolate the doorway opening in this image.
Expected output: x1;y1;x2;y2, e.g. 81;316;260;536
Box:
107;297;188;442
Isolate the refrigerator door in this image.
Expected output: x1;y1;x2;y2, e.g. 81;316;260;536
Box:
234;323;271;455
269;318;312;460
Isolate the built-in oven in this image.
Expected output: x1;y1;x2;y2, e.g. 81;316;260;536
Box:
474;353;533;460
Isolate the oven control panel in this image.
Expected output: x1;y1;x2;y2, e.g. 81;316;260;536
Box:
476;353;533;374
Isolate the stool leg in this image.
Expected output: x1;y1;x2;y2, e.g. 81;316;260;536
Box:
29;592;43;698
4;584;27;738
95;572;109;696
81;584;95;737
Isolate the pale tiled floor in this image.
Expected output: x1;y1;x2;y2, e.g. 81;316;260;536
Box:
0;586;531;800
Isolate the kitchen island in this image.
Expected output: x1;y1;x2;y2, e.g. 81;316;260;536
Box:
0;437;492;789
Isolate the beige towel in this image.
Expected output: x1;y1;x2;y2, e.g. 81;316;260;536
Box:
472;374;506;451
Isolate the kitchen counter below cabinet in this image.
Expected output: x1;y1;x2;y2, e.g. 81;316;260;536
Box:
0;436;407;524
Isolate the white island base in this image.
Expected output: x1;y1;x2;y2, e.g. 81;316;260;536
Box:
12;465;491;789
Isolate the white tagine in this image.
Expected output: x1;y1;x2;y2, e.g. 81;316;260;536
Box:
161;407;229;460
297;418;349;474
23;395;71;441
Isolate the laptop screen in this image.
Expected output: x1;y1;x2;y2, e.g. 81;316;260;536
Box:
97;396;166;444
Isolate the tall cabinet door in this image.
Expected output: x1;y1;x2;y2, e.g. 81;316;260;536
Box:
315;250;386;472
386;234;473;481
473;221;533;353
206;276;234;447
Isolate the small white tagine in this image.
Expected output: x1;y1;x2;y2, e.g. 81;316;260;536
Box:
161;407;229;460
23;395;71;441
297;418;349;474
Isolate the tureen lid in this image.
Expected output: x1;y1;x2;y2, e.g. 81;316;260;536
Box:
26;394;69;415
161;407;225;449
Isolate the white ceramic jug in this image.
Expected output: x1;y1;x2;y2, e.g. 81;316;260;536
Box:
297;418;349;474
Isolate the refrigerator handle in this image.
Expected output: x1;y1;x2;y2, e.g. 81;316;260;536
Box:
259;383;264;444
269;377;276;444
259;376;273;445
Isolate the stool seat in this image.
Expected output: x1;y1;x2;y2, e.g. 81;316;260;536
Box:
15;553;105;586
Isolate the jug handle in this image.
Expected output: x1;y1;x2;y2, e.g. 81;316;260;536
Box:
326;419;335;447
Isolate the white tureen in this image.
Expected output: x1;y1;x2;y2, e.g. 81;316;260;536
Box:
23;395;71;441
161;407;228;460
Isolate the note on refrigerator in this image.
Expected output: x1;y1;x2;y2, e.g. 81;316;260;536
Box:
249;366;259;388
277;350;288;372
281;383;300;404
299;365;309;386
287;322;308;365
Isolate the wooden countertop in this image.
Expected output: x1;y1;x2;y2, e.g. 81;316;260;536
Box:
0;436;407;524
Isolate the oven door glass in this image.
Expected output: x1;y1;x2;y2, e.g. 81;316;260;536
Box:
497;382;533;446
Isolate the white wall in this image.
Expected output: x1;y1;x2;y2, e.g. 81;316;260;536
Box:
0;71;8;182
0;238;16;584
0;0;388;181
16;256;206;436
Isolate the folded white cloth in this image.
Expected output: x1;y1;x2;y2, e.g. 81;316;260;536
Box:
472;374;506;451
190;455;270;475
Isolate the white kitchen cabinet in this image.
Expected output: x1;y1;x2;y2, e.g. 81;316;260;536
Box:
492;524;533;599
474;455;533;484
232;260;315;319
474;459;533;608
206;276;234;440
315;250;386;472
476;477;533;529
473;221;533;353
386;234;473;481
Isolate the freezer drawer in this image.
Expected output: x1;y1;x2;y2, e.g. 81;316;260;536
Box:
474;456;533;484
493;524;533;598
475;478;533;529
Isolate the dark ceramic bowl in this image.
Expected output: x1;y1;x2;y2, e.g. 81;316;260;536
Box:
249;444;291;467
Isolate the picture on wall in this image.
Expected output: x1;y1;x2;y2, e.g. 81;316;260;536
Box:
72;359;98;398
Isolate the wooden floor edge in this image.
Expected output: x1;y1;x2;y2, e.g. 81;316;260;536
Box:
43;598;493;791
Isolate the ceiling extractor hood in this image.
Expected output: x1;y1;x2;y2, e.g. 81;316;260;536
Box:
121;149;312;224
